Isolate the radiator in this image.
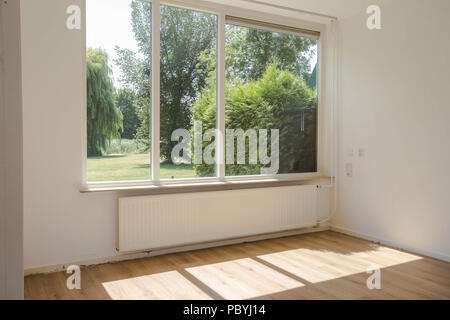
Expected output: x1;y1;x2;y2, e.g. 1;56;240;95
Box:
117;185;328;252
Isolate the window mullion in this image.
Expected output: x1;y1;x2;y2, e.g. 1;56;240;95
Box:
216;12;226;179
151;0;161;182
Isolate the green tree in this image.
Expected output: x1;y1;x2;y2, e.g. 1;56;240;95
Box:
193;64;317;176
197;25;317;83
114;1;316;167
194;25;317;176
86;48;123;156
115;2;216;162
306;64;317;89
225;25;316;82
116;88;139;139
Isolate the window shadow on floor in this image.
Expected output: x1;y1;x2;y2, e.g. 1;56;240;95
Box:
24;231;450;300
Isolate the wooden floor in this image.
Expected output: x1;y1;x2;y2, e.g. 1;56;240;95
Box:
25;231;450;300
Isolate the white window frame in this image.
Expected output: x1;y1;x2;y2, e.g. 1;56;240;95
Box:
81;0;329;190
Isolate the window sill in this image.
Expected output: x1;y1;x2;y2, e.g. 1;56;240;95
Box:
79;176;334;195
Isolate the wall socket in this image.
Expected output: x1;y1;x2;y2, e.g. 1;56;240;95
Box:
345;163;353;177
358;148;365;157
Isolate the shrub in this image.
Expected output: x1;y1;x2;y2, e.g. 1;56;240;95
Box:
192;64;317;176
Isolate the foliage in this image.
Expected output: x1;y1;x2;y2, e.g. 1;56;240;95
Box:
115;2;216;162
116;88;139;140
197;25;317;83
109;2;318;174
193;64;317;176
86;48;123;156
134;96;150;150
225;25;317;82
306;64;317;90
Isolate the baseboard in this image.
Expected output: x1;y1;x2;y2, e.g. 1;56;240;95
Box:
330;225;450;263
24;225;330;276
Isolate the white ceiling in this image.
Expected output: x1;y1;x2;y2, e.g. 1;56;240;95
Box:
206;0;375;21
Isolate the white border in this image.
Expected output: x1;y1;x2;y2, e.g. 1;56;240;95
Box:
151;0;161;182
216;12;226;179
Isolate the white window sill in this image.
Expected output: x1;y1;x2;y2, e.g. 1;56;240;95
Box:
79;175;334;194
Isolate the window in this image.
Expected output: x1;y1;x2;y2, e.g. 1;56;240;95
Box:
159;5;217;179
85;0;320;185
224;19;319;176
86;0;151;182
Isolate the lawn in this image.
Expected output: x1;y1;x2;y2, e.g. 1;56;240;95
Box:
87;153;196;182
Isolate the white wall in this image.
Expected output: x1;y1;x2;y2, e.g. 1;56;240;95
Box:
21;0;331;270
333;0;450;261
0;0;24;299
22;0;121;270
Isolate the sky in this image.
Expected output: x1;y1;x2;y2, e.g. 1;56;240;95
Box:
86;0;139;85
86;0;317;87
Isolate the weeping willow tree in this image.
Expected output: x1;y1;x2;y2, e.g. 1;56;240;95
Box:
87;48;123;156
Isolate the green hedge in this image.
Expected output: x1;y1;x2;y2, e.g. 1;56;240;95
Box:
192;64;317;176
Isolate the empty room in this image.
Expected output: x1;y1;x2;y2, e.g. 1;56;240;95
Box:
1;0;449;309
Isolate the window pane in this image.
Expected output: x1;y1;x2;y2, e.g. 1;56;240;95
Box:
160;5;217;179
225;24;318;176
86;0;151;182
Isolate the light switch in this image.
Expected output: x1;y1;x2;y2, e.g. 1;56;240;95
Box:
347;148;354;157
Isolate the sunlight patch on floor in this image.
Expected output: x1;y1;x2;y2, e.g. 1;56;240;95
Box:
185;258;304;300
101;247;424;299
102;270;211;300
257;247;423;284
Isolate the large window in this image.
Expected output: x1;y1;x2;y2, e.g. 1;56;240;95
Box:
224;20;318;176
86;0;319;184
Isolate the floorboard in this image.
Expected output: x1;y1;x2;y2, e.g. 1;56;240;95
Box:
24;231;450;300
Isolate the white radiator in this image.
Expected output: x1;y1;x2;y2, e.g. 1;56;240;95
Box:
117;185;328;252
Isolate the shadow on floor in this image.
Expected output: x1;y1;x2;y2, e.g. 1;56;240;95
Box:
24;231;450;300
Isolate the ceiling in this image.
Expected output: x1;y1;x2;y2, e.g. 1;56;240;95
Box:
206;0;376;21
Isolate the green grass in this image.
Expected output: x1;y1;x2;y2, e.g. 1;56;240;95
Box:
103;139;143;155
87;153;196;182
